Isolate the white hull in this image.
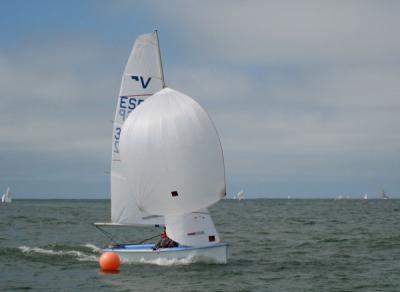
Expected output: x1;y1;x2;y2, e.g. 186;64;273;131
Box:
104;243;227;264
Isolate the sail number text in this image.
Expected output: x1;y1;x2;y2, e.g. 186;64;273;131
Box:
113;96;144;153
118;96;144;121
114;127;121;153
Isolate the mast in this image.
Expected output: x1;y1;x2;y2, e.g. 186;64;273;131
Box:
154;30;166;88
381;189;388;199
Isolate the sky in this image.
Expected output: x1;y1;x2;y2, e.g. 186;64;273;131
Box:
1;1;399;199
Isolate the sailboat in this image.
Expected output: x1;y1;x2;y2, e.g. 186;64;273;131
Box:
363;193;368;200
381;189;389;200
94;31;227;264
235;190;245;200
1;187;11;203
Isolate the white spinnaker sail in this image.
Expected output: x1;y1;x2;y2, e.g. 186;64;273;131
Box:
165;209;220;246
111;32;164;225
120;88;226;216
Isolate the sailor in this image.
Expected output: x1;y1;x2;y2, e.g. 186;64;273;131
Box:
160;226;168;241
153;226;178;249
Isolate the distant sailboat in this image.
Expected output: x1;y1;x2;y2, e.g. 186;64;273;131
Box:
235;190;245;201
381;189;389;200
1;187;11;203
363;193;368;200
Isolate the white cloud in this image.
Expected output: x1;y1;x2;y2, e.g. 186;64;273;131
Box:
165;62;400;188
147;1;400;194
1;1;399;196
157;1;400;64
0;40;121;158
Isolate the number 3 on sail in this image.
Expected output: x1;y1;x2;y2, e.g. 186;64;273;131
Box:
94;31;228;264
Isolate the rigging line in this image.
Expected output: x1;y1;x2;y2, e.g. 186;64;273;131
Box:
137;234;160;244
94;224;161;246
113;234;160;247
94;225;119;245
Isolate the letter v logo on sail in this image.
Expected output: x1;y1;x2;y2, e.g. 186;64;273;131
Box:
131;75;152;89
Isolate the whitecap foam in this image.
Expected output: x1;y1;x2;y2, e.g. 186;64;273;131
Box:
82;243;102;253
18;246;98;262
138;255;197;266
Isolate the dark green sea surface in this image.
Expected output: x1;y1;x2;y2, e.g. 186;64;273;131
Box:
1;199;400;291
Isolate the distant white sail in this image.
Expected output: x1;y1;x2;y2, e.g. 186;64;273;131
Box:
111;32;164;225
381;189;389;199
1;187;11;203
363;193;368;200
120;88;226;216
236;190;245;200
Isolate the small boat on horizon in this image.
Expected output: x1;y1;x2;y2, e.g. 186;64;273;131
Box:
234;190;245;200
381;189;389;200
1;187;11;203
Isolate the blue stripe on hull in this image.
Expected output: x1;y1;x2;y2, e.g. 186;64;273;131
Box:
105;243;227;253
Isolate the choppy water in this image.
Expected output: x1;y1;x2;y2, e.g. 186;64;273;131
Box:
1;199;400;291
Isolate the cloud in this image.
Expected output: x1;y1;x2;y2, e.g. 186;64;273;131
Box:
165;61;400;195
1;1;399;197
0;39;122;157
157;1;400;64
144;2;400;196
0;39;122;196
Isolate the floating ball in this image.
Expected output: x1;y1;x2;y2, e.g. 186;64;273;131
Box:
99;252;120;271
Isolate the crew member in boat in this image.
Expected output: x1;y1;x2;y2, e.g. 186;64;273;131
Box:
153;226;178;249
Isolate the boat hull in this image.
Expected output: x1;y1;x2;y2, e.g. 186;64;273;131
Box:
104;243;227;264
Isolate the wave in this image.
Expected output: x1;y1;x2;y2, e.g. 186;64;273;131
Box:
16;244;220;266
137;254;223;266
83;243;103;253
18;244;102;262
138;255;197;266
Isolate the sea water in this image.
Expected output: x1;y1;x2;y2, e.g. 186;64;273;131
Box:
1;199;399;291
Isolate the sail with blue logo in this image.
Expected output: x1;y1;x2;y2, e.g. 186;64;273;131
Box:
109;31;225;248
111;32;164;225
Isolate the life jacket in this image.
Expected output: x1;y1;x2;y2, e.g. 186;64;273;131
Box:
160;230;167;239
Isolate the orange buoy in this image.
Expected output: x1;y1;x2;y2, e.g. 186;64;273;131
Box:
99;252;120;271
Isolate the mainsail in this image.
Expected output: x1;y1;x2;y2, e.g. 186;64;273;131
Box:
111;31;164;225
